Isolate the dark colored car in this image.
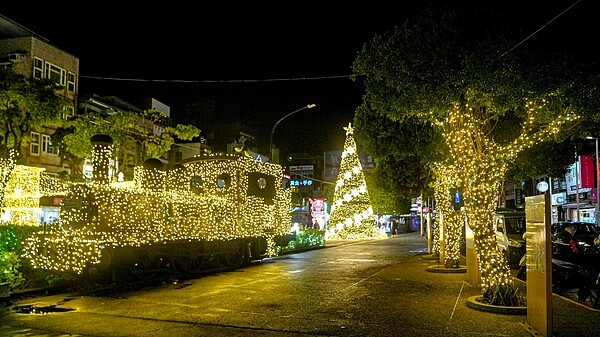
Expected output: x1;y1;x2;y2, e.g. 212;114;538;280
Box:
551;221;600;252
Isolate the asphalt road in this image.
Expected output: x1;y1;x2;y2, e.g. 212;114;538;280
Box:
0;232;598;336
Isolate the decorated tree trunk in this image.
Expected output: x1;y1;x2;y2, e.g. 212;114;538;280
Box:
435;100;577;306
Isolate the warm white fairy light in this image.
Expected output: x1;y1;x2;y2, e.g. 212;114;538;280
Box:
430;163;463;265
326;123;387;240
20;144;292;273
1;165;46;226
433;99;578;305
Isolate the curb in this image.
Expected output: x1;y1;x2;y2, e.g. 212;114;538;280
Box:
466;295;527;315
420;254;440;260
426;265;467;273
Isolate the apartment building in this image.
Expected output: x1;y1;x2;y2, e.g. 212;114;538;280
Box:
0;13;79;176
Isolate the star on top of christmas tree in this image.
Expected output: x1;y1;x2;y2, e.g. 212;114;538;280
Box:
343;122;354;135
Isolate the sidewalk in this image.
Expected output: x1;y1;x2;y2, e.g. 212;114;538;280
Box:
384;232;600;337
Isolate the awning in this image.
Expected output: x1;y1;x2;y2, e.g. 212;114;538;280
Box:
560;202;594;209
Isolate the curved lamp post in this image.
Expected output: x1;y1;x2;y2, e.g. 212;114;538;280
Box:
269;103;316;163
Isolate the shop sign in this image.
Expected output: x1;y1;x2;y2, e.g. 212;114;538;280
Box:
551;193;566;205
580;155;594;188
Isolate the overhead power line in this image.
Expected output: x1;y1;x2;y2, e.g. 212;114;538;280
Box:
498;0;582;59
80;74;352;83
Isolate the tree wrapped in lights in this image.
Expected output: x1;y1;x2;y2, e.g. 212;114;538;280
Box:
326;123;387;240
352;3;589;306
436;100;578;305
430;163;463;268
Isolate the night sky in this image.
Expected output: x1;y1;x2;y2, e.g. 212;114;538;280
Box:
0;4;429;155
0;1;589;155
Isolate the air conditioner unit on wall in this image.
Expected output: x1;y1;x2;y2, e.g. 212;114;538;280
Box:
8;53;25;62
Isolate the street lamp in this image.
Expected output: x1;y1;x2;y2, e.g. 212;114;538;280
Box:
269;103;316;163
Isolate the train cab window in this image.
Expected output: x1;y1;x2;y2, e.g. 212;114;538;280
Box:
247;172;275;204
191;175;203;195
216;173;231;189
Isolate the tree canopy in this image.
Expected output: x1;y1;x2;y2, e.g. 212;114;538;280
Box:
351;0;600;199
61;108;200;171
350;0;599;305
0;68;67;161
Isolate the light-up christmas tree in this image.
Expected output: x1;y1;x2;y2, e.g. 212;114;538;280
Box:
326;123;387;240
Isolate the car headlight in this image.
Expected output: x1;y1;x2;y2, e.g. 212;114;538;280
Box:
508;239;522;248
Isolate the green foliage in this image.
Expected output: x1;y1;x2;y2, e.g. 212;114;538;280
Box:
0;68;67;161
349;1;600;305
363;168;410;215
61;107;200;170
0;225;29;288
0;251;24;287
506;140;576;183
296;230;325;247
351;2;600;199
0;225;39;255
0;225;68;290
353;110;437;202
0;225;20;253
277;230;325;253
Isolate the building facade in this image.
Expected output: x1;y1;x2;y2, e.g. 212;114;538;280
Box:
1;13;79;176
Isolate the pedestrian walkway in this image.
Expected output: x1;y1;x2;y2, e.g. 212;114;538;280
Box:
1;231;599;337
378;232;600;337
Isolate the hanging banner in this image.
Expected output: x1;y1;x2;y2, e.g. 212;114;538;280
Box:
580;155;594;188
565;161;592;195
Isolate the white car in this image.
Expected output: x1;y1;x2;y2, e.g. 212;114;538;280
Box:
494;209;526;266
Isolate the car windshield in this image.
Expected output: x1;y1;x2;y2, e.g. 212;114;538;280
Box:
505;217;526;234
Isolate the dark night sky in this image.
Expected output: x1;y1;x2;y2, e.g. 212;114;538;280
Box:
0;1;591;156
0;4;430;155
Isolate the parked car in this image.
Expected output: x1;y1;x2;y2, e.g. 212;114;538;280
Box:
551;221;600;252
494;208;526;266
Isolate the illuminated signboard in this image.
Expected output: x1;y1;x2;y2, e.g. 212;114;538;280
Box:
290;179;313;186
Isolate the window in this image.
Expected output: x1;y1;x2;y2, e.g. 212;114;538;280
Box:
216;173;231;189
175;152;182;162
45;63;62;84
33;58;72;88
41;135;57;155
60;69;66;86
67;72;76;92
190;176;203;195
63;105;75;119
33;58;43;79
30;132;40;155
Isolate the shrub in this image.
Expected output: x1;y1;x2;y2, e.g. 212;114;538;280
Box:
0;251;25;288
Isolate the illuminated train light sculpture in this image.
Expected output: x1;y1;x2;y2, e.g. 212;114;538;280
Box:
22;135;292;279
